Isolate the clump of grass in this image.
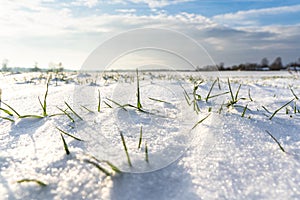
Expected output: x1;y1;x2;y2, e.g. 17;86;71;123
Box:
191;113;211;130
265;130;285;152
192;82;201;113
138;126;143;149
17;179;47;187
227;78;243;107
120;131;132;167
269;98;295;120
205;79;229;102
38;76;50;117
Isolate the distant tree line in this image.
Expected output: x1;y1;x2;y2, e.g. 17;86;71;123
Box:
198;57;300;71
1;60;65;72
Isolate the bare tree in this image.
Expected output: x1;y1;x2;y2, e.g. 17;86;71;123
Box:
2;59;9;71
261;57;269;67
270;57;282;70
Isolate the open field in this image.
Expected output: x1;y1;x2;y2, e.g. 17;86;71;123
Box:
0;71;300;199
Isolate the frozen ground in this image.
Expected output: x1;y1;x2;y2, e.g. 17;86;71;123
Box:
0;71;300;199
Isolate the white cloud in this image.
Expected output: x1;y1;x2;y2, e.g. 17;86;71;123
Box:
1;0;300;69
115;8;137;13
72;0;99;8
129;0;193;8
213;4;300;27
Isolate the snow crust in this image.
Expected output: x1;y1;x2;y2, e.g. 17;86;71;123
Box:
0;71;299;199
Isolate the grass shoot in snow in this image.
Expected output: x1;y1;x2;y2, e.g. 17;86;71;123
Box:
145;141;149;163
136;69;142;110
65;102;83;121
269;98;295;120
138;126;143;149
17;179;47;187
265;130;285;152
60;133;70;155
120;131;132;167
98;89;101;112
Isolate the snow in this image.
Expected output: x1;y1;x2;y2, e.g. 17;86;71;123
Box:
0;71;300;199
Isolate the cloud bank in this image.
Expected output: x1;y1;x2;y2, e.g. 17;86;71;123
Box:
1;1;300;69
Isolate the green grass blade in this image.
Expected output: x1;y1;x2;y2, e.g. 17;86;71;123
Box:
145;141;149;163
290;88;299;100
60;133;70;155
235;84;242;101
138;126;143;149
206;91;229;100
120;131;132;167
0;107;13;116
191;113;211;130
248;88;253;101
0;116;14;122
262;106;271;114
87;155;122;174
205;79;217;102
241;104;248;117
65;102;83;120
148;97;171;104
38;76;50;117
57;106;75;123
103;101;112;108
56;127;83;141
103;160;122;174
84;159;111;176
80;105;94;113
217;77;221;90
106;98;127;111
19;115;43;119
38;96;45;115
181;85;191;101
265;130;285;152
269;98;295;120
98;89;101;112
1;101;20;117
17;179;47;187
183;91;191;106
136;69;142;109
227;78;234;102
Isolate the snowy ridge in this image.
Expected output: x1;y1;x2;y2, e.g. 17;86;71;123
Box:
0;71;299;199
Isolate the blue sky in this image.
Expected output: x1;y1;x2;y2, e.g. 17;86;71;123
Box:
1;0;300;69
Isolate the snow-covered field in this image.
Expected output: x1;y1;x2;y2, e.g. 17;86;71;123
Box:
0;71;300;199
